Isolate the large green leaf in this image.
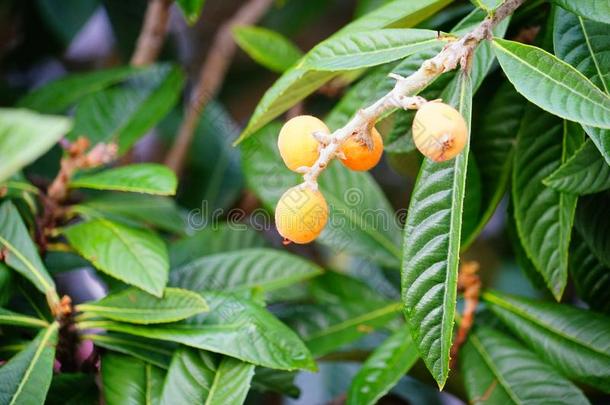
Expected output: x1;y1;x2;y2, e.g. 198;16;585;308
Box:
79;292;316;371
242;124;402;267
17;66;137;113
553;7;610;164
512;110;580;299
64;218;169;297
176;0;206;24
77;287;208;324
46;372;98;405
0;308;49;329
461;324;590;404
0;322;59;405
170;248;322;293
484;290;610;392
85;332;174;369
569;230;610;314
101;353;165;405
347;325;418;405
70;163;177;195
401;72;472;388
235;0;452;143
69;63;184;153
0;201;57;300
575;192;610;267
492;38;610;129
233;26;302;73
0;109;71;182
551;0;610;24
544;139;610;195
160;349;254;405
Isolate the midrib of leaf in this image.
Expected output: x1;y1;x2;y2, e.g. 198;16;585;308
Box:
579;16;609;94
305;302;401;341
467;332;523;405
0;313;48;328
9;322;58;405
1;181;38;193
493;40;610;115
483;292;609;357
145;364;154;405
71;180;172;195
77;305;188;315
204;364;223;405
0;235;54;293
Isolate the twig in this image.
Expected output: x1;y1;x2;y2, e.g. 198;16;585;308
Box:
164;0;274;174
131;0;173;66
450;261;481;369
298;0;526;190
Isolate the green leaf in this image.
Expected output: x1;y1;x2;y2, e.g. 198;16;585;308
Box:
169;223;267;268
233;26;302;73
569;230;610;314
85;332;174;369
77;287;208;324
69;63;184;154
0;201;57;300
46;373;98;405
235;0;452;144
544;140;610;195
0;109;71;183
242;124;401;267
79;292;316;371
575;192;610;267
347;325;418;405
251;368;299;398
73;193;186;235
461;324;590;404
101;353;165;405
160;349;254;405
176;0;206;24
70;163;177;195
17;66;136;113
512;110;579;299
492;38;610;129
551;0;610;24
64;218;169;297
0;308;49;329
400;72;472;388
553;7;610;164
170;248;322;293
0;322;59;405
484;289;610;392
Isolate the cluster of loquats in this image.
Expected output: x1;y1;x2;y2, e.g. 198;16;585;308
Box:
274;102;467;244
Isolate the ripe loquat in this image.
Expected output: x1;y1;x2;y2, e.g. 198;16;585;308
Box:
339;127;384;171
412;102;467;162
275;185;328;244
278;115;329;172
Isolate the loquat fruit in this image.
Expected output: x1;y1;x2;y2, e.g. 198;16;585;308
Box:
275;185;328;244
412;102;467;162
278;115;329;172
339;127;384;171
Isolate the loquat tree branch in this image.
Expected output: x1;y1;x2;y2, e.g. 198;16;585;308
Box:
299;0;527;189
164;0;274;175
131;0;173;66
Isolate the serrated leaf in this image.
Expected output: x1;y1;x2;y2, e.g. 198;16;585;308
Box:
551;0;610;24
553;7;610;164
64;218;169;297
512;109;579;299
484;289;610;393
461;324;590;404
492;38;610;129
70;163;177;195
0;308;49;329
544;140;610;195
0;322;59;405
77;287;208;324
69;63;184;154
575;192;610;267
0;108;71;182
85;332;174;369
241;124;402;267
400;72;472;388
101;353;165;405
79;292;316;371
347;325;418;405
233;26;302;73
170;248;322;293
0;202;57;300
17;66;136;113
176;0;206;24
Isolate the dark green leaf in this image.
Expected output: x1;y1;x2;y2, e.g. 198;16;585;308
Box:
64;218;169;297
101;352;165;405
251;368;300;398
46;373;98;405
233;25;302;73
176;0;206;24
575;192;610;267
70;163;177;195
85;332;174;369
0;308;49;329
551;0;610;24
